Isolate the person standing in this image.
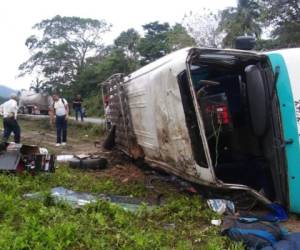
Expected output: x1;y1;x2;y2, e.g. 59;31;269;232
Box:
104;100;112;130
73;94;84;122
50;94;69;146
0;94;21;144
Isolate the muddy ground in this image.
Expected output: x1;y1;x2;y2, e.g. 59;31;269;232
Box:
18;118;180;204
13;118;300;232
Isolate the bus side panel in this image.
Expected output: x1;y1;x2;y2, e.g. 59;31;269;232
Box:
268;53;300;213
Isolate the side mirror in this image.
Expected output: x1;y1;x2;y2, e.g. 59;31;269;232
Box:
245;65;268;137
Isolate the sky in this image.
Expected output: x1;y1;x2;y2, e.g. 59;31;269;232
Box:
0;0;236;90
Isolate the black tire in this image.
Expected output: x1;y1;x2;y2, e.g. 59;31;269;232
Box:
69;157;107;170
245;65;268;137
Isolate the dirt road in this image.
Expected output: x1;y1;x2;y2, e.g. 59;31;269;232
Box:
18;118;179;204
20;114;105;125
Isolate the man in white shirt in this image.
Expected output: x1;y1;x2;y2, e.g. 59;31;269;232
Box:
50;93;69;146
0;94;21;143
105;101;112;130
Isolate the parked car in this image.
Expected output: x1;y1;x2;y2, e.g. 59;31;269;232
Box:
102;47;300;214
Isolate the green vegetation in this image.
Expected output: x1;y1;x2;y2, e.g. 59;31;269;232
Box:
16;117;105;142
0;118;243;249
19;16;111;91
18;17;196;117
82;94;104;117
18;2;300;116
137;22;195;65
0;166;243;250
218;0;300;48
260;0;300;48
0;116;105;148
219;0;263;47
183;1;300;49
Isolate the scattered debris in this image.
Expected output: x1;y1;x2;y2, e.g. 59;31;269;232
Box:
211;219;222;226
207;199;235;215
56;155;75;162
163;223;176;230
221;209;300;249
261;232;300;250
76;154;90;158
57;154;108;170
266;204;289;222
24;186;156;212
0;149;21;171
222;215;285;249
239;204;289;224
0;143;55;173
92;164;147;185
146;174;198;194
69;155;108;170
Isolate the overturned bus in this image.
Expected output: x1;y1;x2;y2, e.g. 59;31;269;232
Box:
102;47;300;214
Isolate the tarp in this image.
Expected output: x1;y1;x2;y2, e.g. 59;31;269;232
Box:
24;187;155;212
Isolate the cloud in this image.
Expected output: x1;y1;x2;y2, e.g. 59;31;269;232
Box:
0;0;235;89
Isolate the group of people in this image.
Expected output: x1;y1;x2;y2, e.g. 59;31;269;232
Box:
0;93;85;147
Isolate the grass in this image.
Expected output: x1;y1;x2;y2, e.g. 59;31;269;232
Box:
0;116;105;140
0;166;244;250
0;117;244;249
82;94;104;117
67;121;106;141
17;117;106;144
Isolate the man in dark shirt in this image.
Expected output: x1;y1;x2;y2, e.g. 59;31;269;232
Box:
72;94;84;122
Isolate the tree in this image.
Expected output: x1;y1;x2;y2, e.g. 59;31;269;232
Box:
137;22;171;64
261;0;300;47
167;23;196;50
219;0;263;47
182;9;223;48
71;48;134;97
19;15;111;90
137;22;195;64
29;78;45;93
114;28;140;60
